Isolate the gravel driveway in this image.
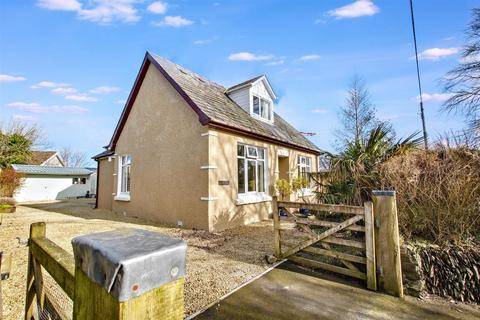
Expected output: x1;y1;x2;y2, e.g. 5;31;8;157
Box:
0;199;273;319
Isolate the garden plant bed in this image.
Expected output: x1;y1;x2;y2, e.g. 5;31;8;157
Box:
0;199;274;320
0;205;16;214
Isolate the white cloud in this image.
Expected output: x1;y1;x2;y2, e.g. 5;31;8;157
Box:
311;108;328;114
51;87;78;95
417;93;453;102
36;0;81;11
65;94;99;102
228;52;273;61
299;54;321;61
78;0;140;24
6;102;88;114
90;86;120;94
153;15;194;27
147;1;167;14
193;39;211;45
417;47;460;60
115;99;127;104
265;60;285;66
31;81;70;89
314;18;326;24
13;115;37;122
0;74;27;83
328;0;380;19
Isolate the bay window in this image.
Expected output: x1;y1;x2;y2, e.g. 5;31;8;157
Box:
237;144;267;194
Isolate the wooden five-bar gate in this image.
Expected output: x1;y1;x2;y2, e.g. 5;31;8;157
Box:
272;197;377;291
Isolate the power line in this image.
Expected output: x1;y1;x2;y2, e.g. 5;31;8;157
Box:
409;0;428;149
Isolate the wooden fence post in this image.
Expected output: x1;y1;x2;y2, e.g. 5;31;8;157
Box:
364;201;377;291
272;196;281;259
72;229;187;320
372;190;403;298
25;222;46;320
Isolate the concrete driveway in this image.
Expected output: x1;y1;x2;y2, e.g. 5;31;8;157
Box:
193;262;480;320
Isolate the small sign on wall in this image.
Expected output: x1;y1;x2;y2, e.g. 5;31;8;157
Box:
218;180;230;186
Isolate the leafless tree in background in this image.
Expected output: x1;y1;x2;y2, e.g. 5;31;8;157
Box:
443;8;480;144
60;147;88;167
0;120;49;149
335;74;378;148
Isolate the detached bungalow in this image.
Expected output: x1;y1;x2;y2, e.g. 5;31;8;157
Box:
94;52;321;231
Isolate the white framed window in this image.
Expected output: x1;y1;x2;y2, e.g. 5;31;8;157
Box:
237;144;267;195
115;155;131;201
252;95;272;121
297;156;312;179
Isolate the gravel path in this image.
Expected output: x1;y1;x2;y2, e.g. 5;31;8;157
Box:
0;199;273;319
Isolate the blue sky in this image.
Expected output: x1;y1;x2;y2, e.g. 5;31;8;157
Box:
0;0;477;165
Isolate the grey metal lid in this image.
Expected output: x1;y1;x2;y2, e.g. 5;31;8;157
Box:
372;190;396;196
72;228;187;302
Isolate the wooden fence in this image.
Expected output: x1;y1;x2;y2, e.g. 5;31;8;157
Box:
24;222;186;320
25;222;75;320
272;197;377;291
273;191;404;297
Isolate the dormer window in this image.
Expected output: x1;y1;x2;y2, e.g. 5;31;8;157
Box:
226;75;277;125
253;96;272;121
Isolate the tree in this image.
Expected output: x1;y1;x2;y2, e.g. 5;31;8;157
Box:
443;8;480;144
0;120;47;168
60;147;88;167
321;123;422;205
335;74;378;149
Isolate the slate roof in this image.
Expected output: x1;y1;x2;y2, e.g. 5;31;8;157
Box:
225;75;264;93
150;54;322;153
29;151;57;165
12;164;93;176
92;150;114;160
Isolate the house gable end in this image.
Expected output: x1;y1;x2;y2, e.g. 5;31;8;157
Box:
108;52;210;150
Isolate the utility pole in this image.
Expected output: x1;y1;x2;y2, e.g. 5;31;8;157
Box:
409;0;428;149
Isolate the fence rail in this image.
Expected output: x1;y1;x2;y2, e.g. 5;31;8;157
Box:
24;222;186;320
25;222;74;320
272;197;377;291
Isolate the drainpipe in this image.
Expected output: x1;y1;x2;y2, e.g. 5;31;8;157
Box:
94;159;100;209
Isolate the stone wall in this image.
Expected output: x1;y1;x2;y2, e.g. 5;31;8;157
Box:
401;243;480;303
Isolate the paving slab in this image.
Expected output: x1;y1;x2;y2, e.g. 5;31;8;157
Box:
194;262;480;320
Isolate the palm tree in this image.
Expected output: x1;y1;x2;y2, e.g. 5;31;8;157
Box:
320;123;422;205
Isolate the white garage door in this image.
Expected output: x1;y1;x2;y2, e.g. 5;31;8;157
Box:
15;176;90;202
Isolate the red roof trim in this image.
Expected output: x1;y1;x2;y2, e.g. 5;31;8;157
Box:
208;121;321;155
108;52;319;155
109;55;150;150
109;52;211;150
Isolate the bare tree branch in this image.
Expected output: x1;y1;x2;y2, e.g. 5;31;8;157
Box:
60;147;88;167
443;7;480;142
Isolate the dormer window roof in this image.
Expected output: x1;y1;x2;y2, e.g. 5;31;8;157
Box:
226;75;277;124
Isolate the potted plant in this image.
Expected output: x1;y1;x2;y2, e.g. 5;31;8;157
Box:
291;176;313;218
274;179;292;217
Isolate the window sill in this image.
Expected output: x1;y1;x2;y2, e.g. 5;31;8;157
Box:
236;193;272;205
250;114;274;125
114;194;130;201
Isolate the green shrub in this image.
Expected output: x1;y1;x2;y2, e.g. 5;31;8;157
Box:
275;179;292;200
